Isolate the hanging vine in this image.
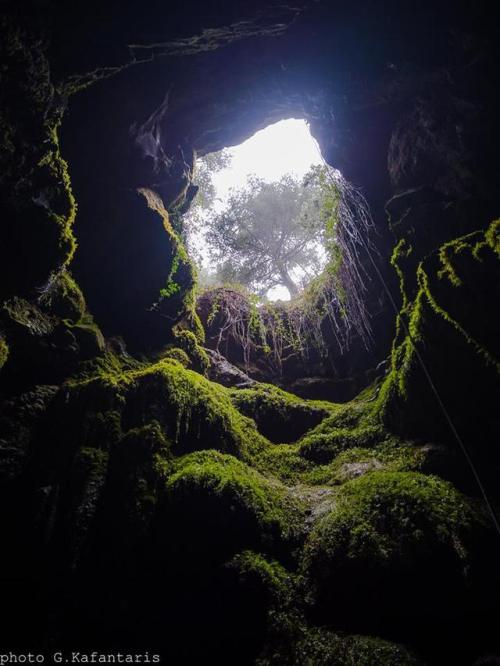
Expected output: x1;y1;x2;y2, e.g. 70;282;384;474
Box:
199;166;375;374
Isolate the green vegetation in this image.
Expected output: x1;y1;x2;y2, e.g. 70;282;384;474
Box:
378;220;500;438
259;628;424;666
160;346;191;367
0;335;9;370
172;328;210;374
39;270;86;322
199;172;326;297
230;382;333;442
303;471;477;568
64;357;270;461
137;187;201;342
165;450;305;555
300;470;489;629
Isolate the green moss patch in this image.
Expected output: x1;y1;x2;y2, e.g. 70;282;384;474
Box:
39;270;86;322
161;451;305;561
259;628;424;666
230;383;333;443
172;328;210;374
302;471;491;629
378;220;500;446
0;335;8;370
122;359;268;458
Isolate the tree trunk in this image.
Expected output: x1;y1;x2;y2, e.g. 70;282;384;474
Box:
278;267;299;298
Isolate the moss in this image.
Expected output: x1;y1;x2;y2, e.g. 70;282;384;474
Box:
0;20;76;298
172;328;210;374
260;628;424;666
68;316;106;359
378;220;500;442
305;471;476;566
39;270;86;322
36;123;77;269
138;188;198;338
254;430;424;488
163;450;305;559
3;296;55;336
102;422;173;540
0;335;8;370
226;550;293;603
230;383;333;443
301;471;489;628
160;346;191;367
302;441;425;486
122;359;270;459
298;424;383;464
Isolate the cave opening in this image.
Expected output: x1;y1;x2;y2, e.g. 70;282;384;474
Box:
184;117;327;301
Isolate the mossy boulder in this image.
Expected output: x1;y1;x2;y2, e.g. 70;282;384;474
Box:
172;328;210;374
0;335;8;370
298;423;383;464
122;359;267;457
259;627;424;666
157;451;304;564
230;383;332;443
301;471;497;638
39;270;86;322
160;346;191;367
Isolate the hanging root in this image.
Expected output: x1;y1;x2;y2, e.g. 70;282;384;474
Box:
198;169;376;374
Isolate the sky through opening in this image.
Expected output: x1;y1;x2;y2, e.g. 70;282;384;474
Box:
191;118;324;301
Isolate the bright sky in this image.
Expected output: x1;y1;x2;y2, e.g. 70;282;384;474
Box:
194;118;323;301
211;118;323;212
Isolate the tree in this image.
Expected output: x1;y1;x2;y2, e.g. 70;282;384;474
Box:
204;173;326;298
183;150;232;269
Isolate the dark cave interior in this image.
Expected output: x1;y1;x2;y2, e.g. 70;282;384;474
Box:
1;1;500;664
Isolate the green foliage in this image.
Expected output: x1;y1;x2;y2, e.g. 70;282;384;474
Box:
37;124;78;268
201;172;326;297
0;21;77;297
252;399;424;487
190;149;233;211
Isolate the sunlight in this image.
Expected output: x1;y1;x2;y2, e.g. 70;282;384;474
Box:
189;118;326;301
211;118;323;212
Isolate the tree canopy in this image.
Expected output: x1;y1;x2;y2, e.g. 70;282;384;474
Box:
186;161;329;299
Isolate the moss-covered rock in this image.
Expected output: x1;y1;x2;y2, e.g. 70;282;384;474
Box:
301;471;495;635
0;19;77;301
122;359;267;458
0;335;8;370
158;451;304;563
38;270;86;322
378;221;500;491
0;384;59;482
172;328;210;374
230;383;333;443
259;627;424;666
159;346;191;367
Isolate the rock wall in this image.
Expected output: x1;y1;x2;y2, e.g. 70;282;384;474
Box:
1;1;499;663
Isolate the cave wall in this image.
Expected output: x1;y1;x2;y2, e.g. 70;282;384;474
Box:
1;1;500;663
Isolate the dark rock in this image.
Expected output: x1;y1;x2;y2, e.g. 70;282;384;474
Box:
205;348;256;388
